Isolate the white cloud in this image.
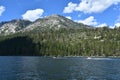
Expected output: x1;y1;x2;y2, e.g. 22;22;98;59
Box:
63;2;77;13
108;23;120;29
96;23;107;27
113;15;120;28
115;23;120;27
77;16;98;26
63;0;120;14
109;26;115;29
0;6;5;16
66;16;72;19
22;9;44;21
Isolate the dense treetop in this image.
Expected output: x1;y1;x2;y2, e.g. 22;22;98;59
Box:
0;27;119;57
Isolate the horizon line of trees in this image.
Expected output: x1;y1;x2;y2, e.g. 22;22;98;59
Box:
0;27;119;56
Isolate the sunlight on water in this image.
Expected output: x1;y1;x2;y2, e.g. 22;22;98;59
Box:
86;57;108;60
86;57;120;60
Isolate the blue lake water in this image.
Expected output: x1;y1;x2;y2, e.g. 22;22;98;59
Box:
0;56;120;80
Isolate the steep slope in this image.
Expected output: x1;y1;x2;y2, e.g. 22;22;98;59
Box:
0;14;91;35
23;14;90;32
0;28;119;56
0;19;31;35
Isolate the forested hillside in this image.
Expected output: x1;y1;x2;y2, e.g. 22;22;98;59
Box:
0;27;119;57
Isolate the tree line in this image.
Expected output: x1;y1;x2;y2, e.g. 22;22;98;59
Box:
0;27;119;57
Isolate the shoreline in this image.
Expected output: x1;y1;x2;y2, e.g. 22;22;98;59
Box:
0;55;120;58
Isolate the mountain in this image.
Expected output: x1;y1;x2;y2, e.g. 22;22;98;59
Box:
0;14;90;35
0;19;31;35
23;14;90;32
0;14;119;56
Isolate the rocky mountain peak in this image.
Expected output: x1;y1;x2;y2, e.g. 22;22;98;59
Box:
0;19;31;35
0;14;90;35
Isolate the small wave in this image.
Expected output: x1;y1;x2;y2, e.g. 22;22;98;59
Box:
86;57;114;60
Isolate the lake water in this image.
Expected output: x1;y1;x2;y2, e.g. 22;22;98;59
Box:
0;57;120;80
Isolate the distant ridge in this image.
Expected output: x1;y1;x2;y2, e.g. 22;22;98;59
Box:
0;19;31;35
0;14;91;35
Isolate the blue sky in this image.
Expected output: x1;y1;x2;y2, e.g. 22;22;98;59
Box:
0;0;120;27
